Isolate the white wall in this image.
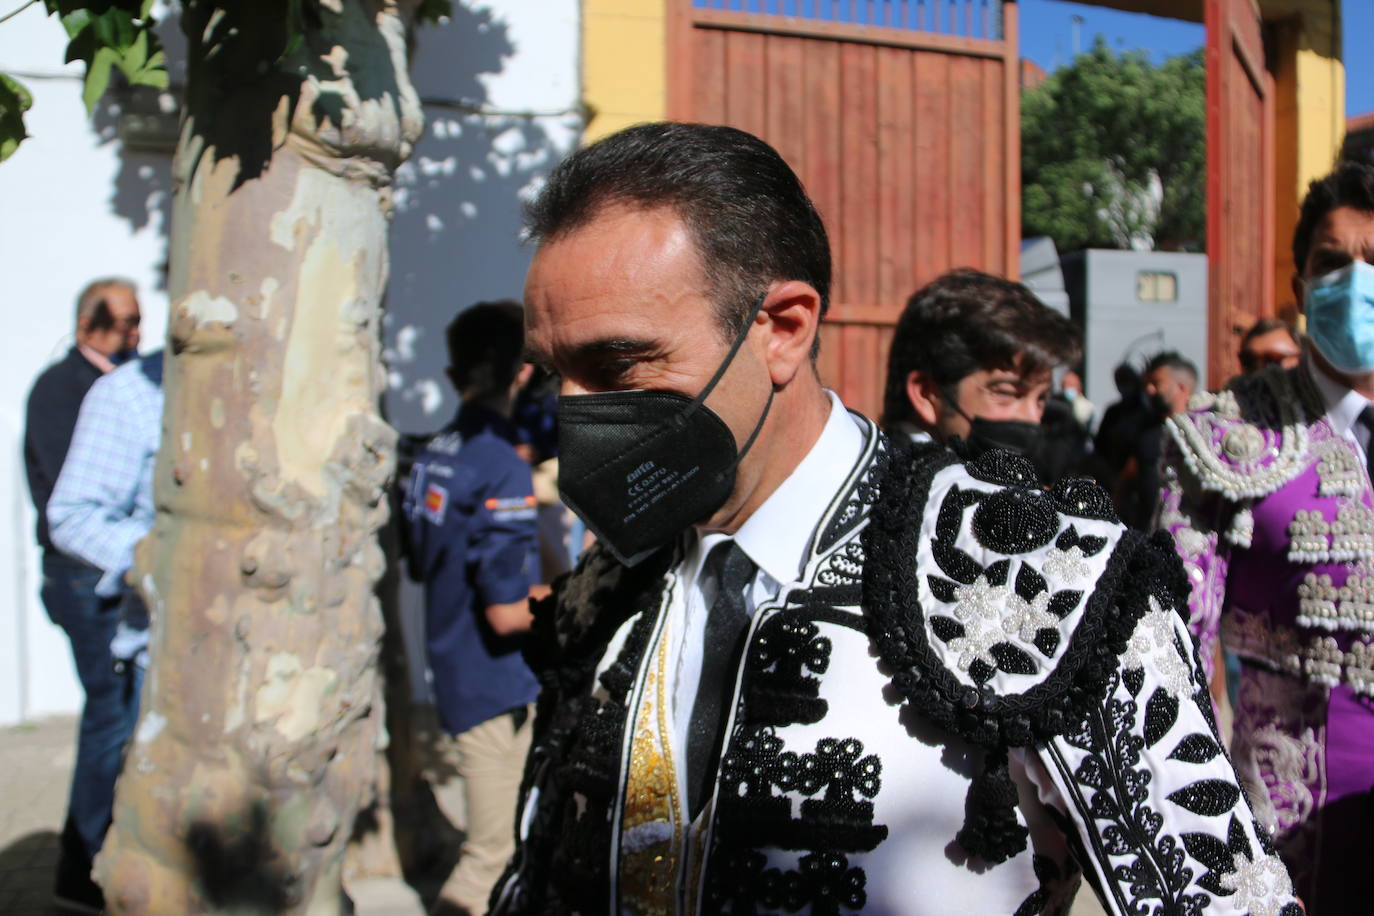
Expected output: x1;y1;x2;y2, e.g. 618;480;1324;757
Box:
0;5;173;725
385;0;582;436
0;0;581;724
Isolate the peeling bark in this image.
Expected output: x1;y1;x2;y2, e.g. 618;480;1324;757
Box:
94;2;423;912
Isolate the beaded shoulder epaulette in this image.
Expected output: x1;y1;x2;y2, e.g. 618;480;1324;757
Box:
862;438;1188;864
1166;366;1325;502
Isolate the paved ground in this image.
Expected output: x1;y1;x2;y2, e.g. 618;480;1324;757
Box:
0;716;1107;916
0;716;426;915
4;705;1232;916
0;716;78;916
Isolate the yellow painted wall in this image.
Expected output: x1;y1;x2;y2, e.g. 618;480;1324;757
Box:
581;0;668;144
1270;8;1346;313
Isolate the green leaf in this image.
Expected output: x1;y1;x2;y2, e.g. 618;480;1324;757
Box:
117;26;148;76
60;7;91;38
82;45;117;113
120;30;166;88
128;63;168;89
90;7;134;51
0;73;33;162
134;47;167;85
0;73;32;112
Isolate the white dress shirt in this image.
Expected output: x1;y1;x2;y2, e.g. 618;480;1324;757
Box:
1306;352;1374;458
669;391;864;801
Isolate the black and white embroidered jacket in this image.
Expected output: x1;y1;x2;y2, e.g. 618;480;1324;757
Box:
491;419;1299;916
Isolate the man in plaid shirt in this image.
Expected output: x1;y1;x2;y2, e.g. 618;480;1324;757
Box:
45;349;163;913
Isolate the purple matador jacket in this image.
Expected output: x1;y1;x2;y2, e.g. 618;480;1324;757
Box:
1159;363;1374;913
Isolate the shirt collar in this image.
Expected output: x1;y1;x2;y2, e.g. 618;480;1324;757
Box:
1305;352;1373;437
693;391;865;587
77;343;116;374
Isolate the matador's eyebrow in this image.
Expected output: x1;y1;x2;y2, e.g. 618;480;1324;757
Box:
525;336;663;369
571;337;661;359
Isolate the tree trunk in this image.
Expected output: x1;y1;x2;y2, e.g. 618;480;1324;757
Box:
95;1;423;912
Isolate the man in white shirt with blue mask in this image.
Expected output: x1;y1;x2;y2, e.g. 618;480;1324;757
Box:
493;121;1296;916
1160;160;1374;912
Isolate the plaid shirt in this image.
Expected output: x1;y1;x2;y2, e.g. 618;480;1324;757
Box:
47;352;163;598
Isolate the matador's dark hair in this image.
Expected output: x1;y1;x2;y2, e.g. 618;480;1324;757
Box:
525;121;831;353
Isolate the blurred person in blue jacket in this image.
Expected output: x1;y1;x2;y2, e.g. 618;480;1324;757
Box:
402;301;542;915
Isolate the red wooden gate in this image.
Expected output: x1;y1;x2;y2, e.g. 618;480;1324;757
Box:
668;0;1021;419
1205;0;1275;387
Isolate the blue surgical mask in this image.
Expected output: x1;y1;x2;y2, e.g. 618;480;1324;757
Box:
1305;260;1374;373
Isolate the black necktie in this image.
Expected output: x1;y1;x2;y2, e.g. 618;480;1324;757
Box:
1358;406;1374;483
687;540;757;821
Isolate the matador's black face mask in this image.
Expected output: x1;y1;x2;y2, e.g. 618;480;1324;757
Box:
556;295;773;567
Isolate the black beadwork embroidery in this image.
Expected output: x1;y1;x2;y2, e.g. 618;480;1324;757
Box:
745;612;834;727
1167;779;1241;818
964;448;1042;489
1056;523;1108;558
860;434;1177;865
1168;733;1221;764
711;600;887;913
1048;591;1082;620
1051;477;1120;523
1184;814;1253;896
972;486;1061;555
1059;659;1304;916
931;484;985;585
929;615;964;643
991;642;1040;676
1059;667;1209;914
922;471;1128;685
817;540;866;588
1016;563;1048;601
707;848;868;915
1047;583;1299;914
714;728;889;856
1182;813;1300;914
1143;687;1179;748
816;435;889;555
